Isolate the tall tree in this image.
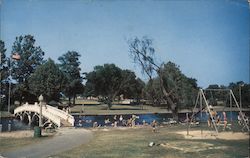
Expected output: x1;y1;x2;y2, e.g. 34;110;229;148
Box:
29;59;66;103
11;35;45;104
128;37;198;120
0;40;8;110
58;51;83;106
161;62;198;109
85;64;138;109
123;77;145;104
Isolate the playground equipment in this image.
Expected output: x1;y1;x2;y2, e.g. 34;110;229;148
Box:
187;89;249;136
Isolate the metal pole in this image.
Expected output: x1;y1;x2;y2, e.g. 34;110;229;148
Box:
0;52;2;127
230;90;249;132
229;91;232;123
39;102;42;127
239;85;242;109
0;52;2;107
8;58;11;113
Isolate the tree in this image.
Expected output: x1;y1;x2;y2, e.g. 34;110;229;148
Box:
0;40;8;110
161;62;198;109
58;51;84;106
85;64;138;109
29;59;66;103
143;78;163;106
128;78;145;104
128;37;198;120
228;81;249;108
11;35;45;104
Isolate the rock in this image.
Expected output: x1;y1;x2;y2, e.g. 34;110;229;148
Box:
148;142;155;147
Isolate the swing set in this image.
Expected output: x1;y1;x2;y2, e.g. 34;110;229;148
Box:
187;89;249;136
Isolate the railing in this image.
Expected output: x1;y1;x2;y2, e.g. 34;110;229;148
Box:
45;105;75;126
14;103;75;127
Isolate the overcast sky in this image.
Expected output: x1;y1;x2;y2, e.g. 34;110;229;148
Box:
1;0;249;88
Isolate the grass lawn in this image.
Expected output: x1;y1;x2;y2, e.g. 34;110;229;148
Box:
50;126;249;158
0;135;52;153
0;111;13;117
70;104;169;115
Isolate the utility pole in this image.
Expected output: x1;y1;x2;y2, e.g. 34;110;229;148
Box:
8;53;20;113
7;58;11;113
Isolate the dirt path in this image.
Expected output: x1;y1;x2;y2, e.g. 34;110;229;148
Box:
2;128;93;158
176;130;249;140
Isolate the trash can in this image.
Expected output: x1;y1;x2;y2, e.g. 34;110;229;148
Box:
8;123;11;132
34;126;41;137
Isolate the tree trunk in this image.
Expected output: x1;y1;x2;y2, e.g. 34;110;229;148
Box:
68;97;71;106
73;94;76;106
159;70;179;121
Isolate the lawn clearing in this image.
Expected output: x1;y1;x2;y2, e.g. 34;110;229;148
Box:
50;126;249;158
70;104;169;115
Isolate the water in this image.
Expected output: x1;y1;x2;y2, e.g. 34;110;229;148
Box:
74;114;172;127
0;118;32;132
74;111;249;128
1;111;248;131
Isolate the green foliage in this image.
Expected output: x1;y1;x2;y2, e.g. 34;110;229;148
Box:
0;40;8;110
11;35;45;82
58;51;83;105
144;78;163;105
85;64;140;108
11;35;45;103
143;62;198;108
128;36;198;118
29;59;66;102
161;62;198;108
0;40;8;81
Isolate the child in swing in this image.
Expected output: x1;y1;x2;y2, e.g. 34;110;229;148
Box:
207;107;217;128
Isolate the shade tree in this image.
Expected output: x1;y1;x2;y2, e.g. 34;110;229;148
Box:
58;51;84;106
11;35;45;104
29;59;66;103
85;64;140;109
128;36;198;120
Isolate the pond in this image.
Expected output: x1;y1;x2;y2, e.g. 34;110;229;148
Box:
0;111;248;131
73;111;248;128
0;117;33;132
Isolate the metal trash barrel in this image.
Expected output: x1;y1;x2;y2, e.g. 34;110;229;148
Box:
34;126;41;137
8;123;11;132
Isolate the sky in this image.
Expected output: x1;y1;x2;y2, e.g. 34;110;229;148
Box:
0;0;249;88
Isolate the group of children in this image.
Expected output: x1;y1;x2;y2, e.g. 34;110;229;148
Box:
207;107;228;130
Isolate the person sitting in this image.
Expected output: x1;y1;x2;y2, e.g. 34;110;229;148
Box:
207;106;217;128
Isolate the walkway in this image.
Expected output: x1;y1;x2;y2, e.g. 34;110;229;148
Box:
2;128;93;158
